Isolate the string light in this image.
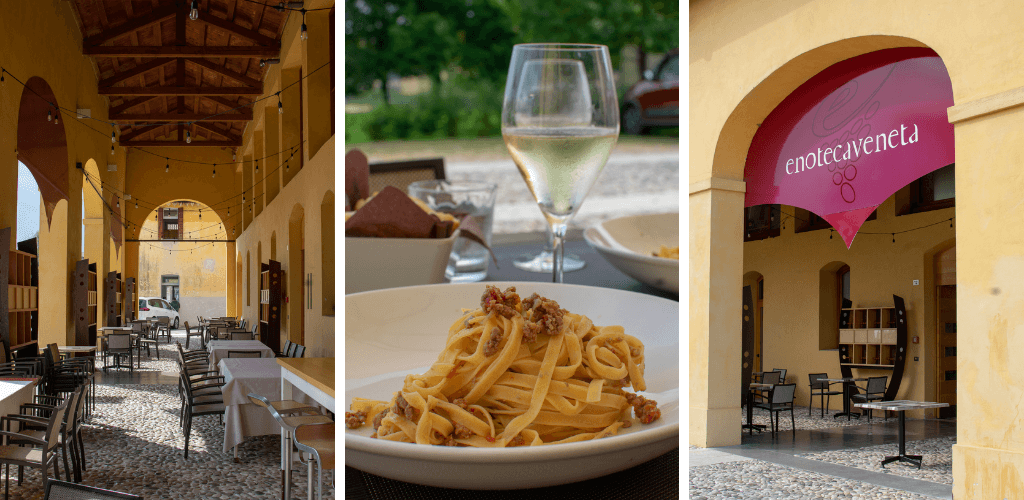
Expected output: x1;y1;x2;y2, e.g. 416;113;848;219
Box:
47;109;52;121
212;164;216;178
278;92;283;114
110;144;115;155
53;112;58;125
165;159;169;173
1;68;5;86
185;130;192;144
111;129;117;143
892;233;896;243
232;150;237;161
135;201;138;209
189;0;199;20
300;9;308;41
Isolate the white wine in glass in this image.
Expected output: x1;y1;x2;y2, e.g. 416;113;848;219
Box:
501;44;619;283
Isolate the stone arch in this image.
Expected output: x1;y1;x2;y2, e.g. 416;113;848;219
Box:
17;77;70;227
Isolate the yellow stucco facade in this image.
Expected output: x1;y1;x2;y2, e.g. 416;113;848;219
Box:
692;0;1024;496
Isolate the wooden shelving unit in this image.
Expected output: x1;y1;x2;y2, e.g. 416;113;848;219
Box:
0;228;39;360
105;271;124;327
73;260;99;347
839;306;899;368
259;260;283;352
125;277;136;323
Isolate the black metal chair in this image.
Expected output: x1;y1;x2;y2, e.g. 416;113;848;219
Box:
809;373;843;417
103;334;133;373
754;383;797;438
44;479;141;499
292;344;306;358
228;331;252;341
852;376;889;422
771;368;787;384
179;370;225;459
753;370;782;405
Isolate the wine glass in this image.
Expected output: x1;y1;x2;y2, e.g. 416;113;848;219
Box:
501;44;619;283
512;224;586;273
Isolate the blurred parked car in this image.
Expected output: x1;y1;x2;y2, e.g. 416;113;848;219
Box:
622;49;679;135
138;297;180;329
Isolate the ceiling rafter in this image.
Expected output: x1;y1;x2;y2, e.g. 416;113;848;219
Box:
195;13;280;47
83;45;280;58
83;4;177;47
100;86;261;96
194;121;242;142
97;59;175;88
109;112;252;122
122;139;242;147
119;124;166;142
186;58;262;87
109;95;161;115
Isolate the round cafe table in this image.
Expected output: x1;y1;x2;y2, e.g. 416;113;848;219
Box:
346;231;680;498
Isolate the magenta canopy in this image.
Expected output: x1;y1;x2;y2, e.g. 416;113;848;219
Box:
744;48;955;247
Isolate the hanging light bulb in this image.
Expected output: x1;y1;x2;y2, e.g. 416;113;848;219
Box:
110;144;115;155
111;129;117;143
199;209;202;220
135;201;138;209
278;93;284;114
189;0;199;20
300;10;308;40
212;164;216;178
232;150;237;161
186;130;192;144
53;112;58;125
47;110;52;121
116;199;119;208
1;69;5;86
255;159;259;173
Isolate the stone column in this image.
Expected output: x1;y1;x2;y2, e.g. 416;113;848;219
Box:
689;177;746;447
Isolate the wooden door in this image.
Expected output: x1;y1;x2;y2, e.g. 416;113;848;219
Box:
935;245;956;418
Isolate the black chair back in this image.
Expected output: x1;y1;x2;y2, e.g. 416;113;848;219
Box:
809;373;828;390
761;371;781;385
771;383;797;404
771;368;787;383
866;376;887;396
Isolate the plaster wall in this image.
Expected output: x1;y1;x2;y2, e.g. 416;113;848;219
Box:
692;0;1024;495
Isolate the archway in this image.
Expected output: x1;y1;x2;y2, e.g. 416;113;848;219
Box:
17;76;72;348
135;200;228;325
694;35;954;447
288;204;304;347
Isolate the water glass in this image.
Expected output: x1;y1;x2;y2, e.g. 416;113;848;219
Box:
409;180;498;283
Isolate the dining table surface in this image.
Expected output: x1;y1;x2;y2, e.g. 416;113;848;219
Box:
206;340;275;371
346;231;680;498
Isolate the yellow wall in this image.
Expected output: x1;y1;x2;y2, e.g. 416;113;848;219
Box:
0;2;127;347
692;0;1024;495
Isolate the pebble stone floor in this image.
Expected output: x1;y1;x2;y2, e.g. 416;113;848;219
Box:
691;407;955;499
0;330;335;499
688;460;933;500
742;404;882;431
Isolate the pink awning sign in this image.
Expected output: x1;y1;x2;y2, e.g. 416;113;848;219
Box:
744;48;955;247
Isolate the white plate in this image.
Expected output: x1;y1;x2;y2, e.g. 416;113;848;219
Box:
584;212;679;294
345;282;679;490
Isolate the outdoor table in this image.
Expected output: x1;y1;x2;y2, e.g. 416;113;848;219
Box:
824;377;867;420
218;358;319;457
348;232;679;498
0;378;40;444
206;340;275;371
745;382;772;435
855;400;949;468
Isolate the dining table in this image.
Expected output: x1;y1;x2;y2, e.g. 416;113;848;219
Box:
744;382;773;435
218;357;319;457
825;377;868;420
854;400;949;468
206;340;275;371
346;231;679;499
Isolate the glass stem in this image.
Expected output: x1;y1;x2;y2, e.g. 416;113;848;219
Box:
550;222;567;283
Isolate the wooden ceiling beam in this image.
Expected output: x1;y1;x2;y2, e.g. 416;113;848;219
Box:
118;124;166;142
202;95;249;111
122;139;242;147
109;95;161;115
99;86;261;96
195;14;280;47
83;46;280;58
109;112;252;122
193;122;242;142
186;58;262;88
97;59;174;88
83;4;177;47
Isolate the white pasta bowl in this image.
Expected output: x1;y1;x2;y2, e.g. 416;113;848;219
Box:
345;282;679;489
345;231;457;294
584;212;679;294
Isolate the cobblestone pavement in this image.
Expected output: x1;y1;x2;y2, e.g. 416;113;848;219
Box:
742;404;882;432
799;436;955;485
447;151;679;234
689;460;933;500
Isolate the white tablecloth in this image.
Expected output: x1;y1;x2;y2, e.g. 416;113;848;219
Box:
206;340;275;371
218;358;317;453
0;379;38;435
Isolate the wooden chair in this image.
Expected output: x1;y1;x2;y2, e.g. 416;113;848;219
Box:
183;322;204;350
294;423;335;500
367;157;446;196
0;396;71;499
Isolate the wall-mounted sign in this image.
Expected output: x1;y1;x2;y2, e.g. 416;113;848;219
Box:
744;48;955;247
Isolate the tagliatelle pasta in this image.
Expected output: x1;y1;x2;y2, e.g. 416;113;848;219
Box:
653;245;679;259
345;286;661;447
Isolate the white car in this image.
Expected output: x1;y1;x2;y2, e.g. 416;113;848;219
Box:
138;297;180;329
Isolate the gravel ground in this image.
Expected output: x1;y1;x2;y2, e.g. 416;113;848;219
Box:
689;460;933;500
799;436;955;485
742;404;878;432
0;335;335;500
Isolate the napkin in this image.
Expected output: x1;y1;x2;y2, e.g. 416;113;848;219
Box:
345;186;455;238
